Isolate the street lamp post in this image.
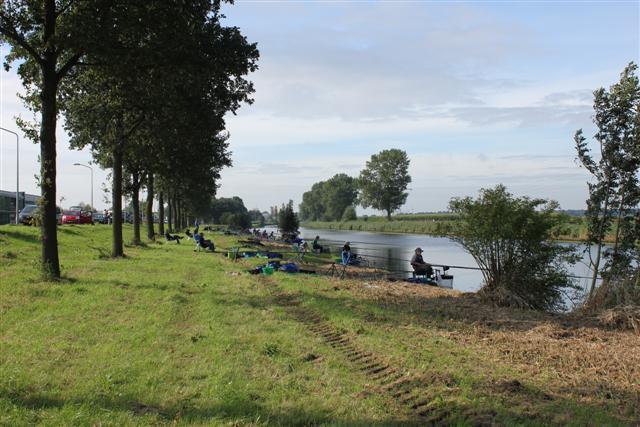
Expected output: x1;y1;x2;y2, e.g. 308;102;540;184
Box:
73;163;93;210
0;127;19;224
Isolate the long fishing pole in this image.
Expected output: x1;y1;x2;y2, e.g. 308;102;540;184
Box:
218;233;602;281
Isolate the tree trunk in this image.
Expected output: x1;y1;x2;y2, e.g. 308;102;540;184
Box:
167;193;173;232
145;172;155;240
39;65;61;279
177;198;182;230
386;209;392;221
131;173;141;244
612;190;626;264
172;195;178;231
589;193;611;300
112;144;124;257
158;191;165;235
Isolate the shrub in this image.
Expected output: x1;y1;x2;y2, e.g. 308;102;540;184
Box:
449;185;578;311
341;206;357;221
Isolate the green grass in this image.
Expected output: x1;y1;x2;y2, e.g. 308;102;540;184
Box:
302;219;454;235
303;213;613;242
0;224;633;425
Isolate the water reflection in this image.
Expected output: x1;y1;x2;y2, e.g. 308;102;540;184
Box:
287;226;597;294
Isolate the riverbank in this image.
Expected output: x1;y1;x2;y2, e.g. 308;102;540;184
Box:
302;217;608;243
1;225;637;425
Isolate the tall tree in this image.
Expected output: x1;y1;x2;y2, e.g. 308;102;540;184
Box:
299;174;358;221
63;0;258;254
575;62;640;299
299;181;326;221
1;0;108;277
278;200;299;236
322;174;358;221
145;172;155;240
358;149;412;220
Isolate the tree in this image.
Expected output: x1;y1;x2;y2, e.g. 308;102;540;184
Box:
449;185;578;311
145;171;155;240
278;200;299;235
575;62;640;301
249;209;265;227
358;149;411;220
76;202;95;213
213;196;252;229
299;174;358;221
62;0;258;254
299;181;326;221
211;197;251;225
1;0;110;278
220;211;251;229
322;174;359;221
341;206;357;221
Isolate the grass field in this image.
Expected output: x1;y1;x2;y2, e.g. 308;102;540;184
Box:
1;224;637;425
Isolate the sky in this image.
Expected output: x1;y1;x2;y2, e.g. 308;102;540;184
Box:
1;0;639;213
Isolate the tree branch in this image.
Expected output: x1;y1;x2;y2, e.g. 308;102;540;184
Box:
0;13;44;65
124;116;145;138
56;52;82;81
55;0;77;19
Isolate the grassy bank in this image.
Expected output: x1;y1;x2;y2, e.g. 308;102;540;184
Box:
303;214;606;242
1;224;637;425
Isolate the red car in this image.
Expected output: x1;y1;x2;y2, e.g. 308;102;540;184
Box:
61;210;93;225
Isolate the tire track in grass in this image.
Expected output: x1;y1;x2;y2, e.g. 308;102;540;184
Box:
260;277;457;424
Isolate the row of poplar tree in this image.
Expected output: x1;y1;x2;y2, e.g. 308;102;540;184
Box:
1;1;259;278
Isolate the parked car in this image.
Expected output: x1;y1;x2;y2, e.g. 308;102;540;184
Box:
93;212;108;224
61;210;93;225
19;205;62;225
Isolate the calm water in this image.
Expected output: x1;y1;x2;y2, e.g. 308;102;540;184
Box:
265;226;597;295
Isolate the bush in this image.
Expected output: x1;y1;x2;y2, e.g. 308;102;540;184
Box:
341;206;357;221
589;266;640;310
449;185;578;311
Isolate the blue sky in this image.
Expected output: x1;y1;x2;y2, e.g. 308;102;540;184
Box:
1;1;638;212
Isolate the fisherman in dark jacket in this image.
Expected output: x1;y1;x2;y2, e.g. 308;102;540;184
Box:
411;247;433;277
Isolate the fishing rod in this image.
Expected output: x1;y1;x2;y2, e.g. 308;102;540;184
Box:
215;245;600;281
216;233;602;281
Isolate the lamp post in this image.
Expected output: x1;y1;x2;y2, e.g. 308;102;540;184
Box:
0;127;19;224
73;162;93;211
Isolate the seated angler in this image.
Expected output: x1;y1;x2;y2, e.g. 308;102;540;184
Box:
312;235;323;253
165;231;183;244
195;232;215;252
410;247;433;278
341;241;352;265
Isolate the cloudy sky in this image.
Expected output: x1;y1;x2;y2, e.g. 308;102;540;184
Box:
1;1;638;213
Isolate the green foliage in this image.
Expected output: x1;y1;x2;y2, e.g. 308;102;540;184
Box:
299;174;358;221
357;149;411;220
211;197;251;229
341;206;357;221
449;185;578;311
248;209;266;227
1;0;116;277
59;0;258;253
575;62;640;301
278;200;299;235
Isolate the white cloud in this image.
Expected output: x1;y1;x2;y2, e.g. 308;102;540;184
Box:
219;150;591;212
